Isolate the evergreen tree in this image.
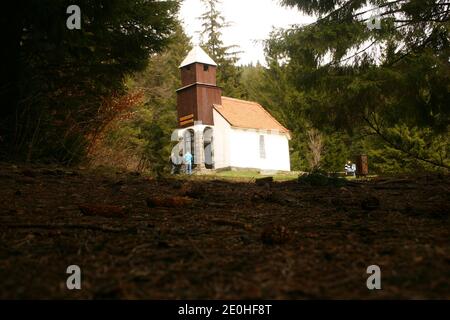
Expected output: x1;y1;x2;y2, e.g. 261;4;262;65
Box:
240;56;322;171
89;22;192;176
132;23;192;176
0;0;179;163
199;0;242;97
267;0;450;170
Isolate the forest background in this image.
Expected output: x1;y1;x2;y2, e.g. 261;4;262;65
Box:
1;0;448;176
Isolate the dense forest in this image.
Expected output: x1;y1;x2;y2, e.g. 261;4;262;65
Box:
1;0;449;301
1;0;449;174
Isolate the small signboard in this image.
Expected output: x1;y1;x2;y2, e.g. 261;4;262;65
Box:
179;114;194;126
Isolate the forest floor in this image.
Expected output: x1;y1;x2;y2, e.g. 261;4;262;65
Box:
0;162;449;299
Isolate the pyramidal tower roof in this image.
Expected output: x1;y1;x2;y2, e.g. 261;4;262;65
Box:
179;46;217;68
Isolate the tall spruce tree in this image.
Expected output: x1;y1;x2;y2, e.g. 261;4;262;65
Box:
0;0;179;163
88;22;192;175
199;0;242;97
267;0;450;170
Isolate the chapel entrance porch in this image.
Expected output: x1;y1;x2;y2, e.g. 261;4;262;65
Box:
178;126;215;173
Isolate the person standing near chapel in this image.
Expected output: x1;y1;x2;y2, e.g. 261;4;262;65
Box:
344;160;356;177
184;151;193;175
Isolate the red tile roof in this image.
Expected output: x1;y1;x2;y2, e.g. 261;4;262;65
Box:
213;97;290;136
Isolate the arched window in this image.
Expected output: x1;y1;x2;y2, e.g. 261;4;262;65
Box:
204;127;214;169
184;129;196;167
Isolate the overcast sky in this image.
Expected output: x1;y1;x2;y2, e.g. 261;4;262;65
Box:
179;0;315;66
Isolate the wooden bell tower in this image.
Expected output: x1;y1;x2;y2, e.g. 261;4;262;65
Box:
176;46;222;128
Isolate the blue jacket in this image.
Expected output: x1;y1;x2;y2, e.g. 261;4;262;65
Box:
184;153;193;164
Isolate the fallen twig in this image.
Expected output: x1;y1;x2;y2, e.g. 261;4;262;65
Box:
376;179;414;185
187;237;207;259
208;218;251;230
3;223;132;233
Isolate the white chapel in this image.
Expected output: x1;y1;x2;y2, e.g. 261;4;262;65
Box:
174;46;291;172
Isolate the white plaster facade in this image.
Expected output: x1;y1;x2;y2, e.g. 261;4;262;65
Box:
175;111;291;172
213;109;291;171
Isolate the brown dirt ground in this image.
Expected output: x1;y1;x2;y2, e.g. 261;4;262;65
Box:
0;163;449;299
